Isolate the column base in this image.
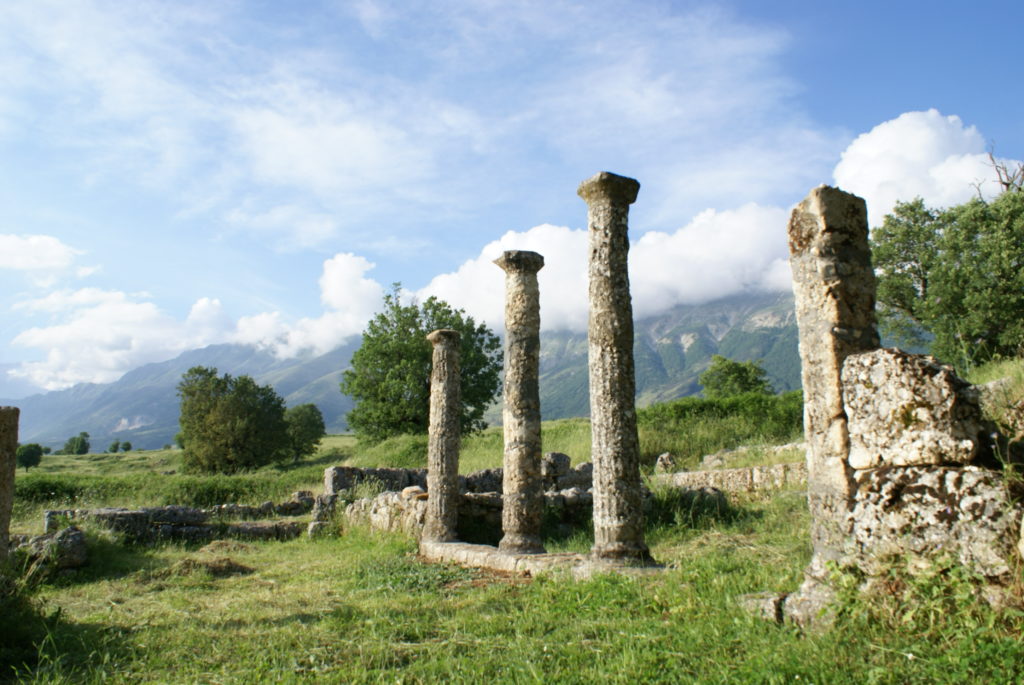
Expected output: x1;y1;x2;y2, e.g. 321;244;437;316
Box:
590;541;657;566
498;533;546;555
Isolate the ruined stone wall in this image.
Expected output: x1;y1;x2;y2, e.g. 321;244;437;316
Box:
781;185;1024;625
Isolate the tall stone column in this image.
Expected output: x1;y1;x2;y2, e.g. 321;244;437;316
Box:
495;250;546;554
787;185;879;568
423;329;462;543
0;407;18;561
578;171;652;564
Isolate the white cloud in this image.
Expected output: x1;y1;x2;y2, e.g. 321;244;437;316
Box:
11;289;229;389
235;253;383;357
0;234;82;271
10;253;386;389
419;223;589;332
832;109;1018;226
419;206;791;333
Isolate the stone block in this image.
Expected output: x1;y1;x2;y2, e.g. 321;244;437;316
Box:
843;348;993;470
849;465;1022;579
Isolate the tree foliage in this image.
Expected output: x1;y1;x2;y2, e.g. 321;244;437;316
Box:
61;432;90;456
108;440;121;454
872;190;1024;370
699;355;773;399
177;366;290;473
284;403;326;461
340;285;502;442
16;443;43;470
121;441;132;452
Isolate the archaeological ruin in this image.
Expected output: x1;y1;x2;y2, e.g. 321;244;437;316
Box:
422;329;462;543
1;406;18;561
778;185;1023;625
495;250;546;554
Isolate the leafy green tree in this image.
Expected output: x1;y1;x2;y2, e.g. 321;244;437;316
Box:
340;285;502;442
16;443;43;470
107;440;121;453
41;446;51;455
284;403;326;461
699;355;773;399
873;190;1024;370
120;441;132;452
177;366;290;473
61;432;90;456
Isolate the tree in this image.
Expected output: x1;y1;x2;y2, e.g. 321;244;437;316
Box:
61;432;90;455
16;443;43;470
120;441;132;452
108;440;121;454
177;366;290;473
699;355;773;399
340;285;502;442
873;189;1024;370
284;404;326;461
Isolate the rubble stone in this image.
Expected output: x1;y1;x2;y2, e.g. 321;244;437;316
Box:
843;348;993;469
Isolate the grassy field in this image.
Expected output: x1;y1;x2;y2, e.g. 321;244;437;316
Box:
11;485;1024;683
6;378;1024;682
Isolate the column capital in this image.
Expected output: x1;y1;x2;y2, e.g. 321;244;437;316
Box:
427;329;460;347
494;250;544;274
577;171;640;206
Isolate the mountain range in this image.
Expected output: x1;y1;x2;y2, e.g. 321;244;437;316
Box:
3;291;800;450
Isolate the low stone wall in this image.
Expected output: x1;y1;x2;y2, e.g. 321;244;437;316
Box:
44;492;315;543
323;457;593;497
318;486;596;542
651;462;807;493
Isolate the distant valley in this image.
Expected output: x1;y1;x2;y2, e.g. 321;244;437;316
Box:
3;291;800;450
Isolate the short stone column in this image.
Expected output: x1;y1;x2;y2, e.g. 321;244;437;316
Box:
495;250;546;554
423;329;462;543
578;171;652;563
787;185;879;567
0;407;18;561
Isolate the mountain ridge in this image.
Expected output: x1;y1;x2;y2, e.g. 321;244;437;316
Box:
4;291;800;450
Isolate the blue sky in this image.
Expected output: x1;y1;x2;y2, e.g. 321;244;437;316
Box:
1;0;1021;397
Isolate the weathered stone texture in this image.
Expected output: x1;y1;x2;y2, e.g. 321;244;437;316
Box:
850;466;1021;579
423;329;462;542
324;466;427;495
652;462;807;493
578;171;651;563
787;185;879;563
843;348;992;470
495;250;546;554
0;407;19;561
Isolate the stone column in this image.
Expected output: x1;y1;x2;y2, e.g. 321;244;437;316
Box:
423;329;462;543
0;407;18;561
495;250;546;554
787;185;879;567
578;171;652;564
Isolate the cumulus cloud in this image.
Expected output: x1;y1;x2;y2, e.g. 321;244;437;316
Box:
832;109;1019;226
419;205;790;333
11;290;230;389
233;253;383;357
10;253;386;389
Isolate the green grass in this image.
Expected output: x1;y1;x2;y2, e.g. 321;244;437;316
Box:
9;488;1023;683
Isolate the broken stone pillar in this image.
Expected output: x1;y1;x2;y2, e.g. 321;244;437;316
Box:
495;250;546;554
578;171;652;564
787;185;879;569
0;407;18;561
423;329;461;543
